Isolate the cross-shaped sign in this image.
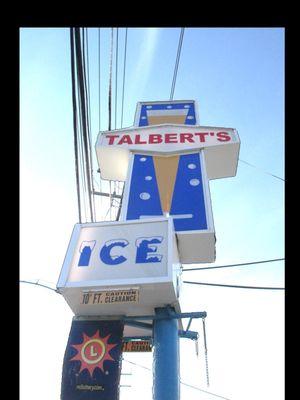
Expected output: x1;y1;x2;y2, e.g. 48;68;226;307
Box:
95;100;240;264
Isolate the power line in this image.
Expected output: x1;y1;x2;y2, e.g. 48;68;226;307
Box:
123;359;151;371
83;29;92;138
122;359;230;399
114;27;119;129
69;28;82;223
20;280;59;293
183;281;285;290
182;258;285;272
98;28;101;131
120;28;128;128
76;33;89;223
239;159;285;182
83;28;96;220
74;30;90;222
180;381;231;400
76;85;89;222
108;28;114;131
170;28;185;100
74;28;95;222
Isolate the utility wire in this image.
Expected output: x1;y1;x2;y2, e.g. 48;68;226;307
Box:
98;28;101;131
69;28;82;223
122;359;230;399
123;359;151;371
170;28;185;100
97;27;103;221
180;381;231;400
77;85;88;222
20;280;59;293
108;28;114;131
74;28;95;222
83;28;96;220
83;29;91;137
239;159;285;182
75;36;89;222
183;281;285;290
120;28;128;128
114;27;119;129
182;258;285;272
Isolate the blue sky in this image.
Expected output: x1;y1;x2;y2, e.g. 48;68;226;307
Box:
20;27;284;400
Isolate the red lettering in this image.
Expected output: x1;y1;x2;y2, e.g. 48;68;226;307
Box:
149;134;163;144
195;133;209;142
118;135;133;145
179;133;194;143
106;135;120;145
217;132;231;142
135;134;147;144
165;133;178;143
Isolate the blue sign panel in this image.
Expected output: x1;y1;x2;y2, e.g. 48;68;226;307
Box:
126;155;162;219
126;152;208;232
170;153;207;232
137;101;197;127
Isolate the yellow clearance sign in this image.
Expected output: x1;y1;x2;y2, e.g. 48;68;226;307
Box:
81;289;139;305
122;340;152;352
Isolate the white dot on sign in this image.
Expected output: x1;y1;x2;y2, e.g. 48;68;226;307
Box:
188;163;196;169
105;371;109;375
187;116;194;119
140;192;151;200
146;105;152;109
141;116;146;119
167;105;172;109
184;105;190;108
145;176;152;181
140;157;147;162
190;179;200;186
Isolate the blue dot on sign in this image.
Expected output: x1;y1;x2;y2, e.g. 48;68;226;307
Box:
140;157;147;162
190;179;200;186
145;176;152;181
188;163;196;169
140;192;151;200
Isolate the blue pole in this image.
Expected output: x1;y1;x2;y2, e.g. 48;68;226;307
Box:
153;307;180;400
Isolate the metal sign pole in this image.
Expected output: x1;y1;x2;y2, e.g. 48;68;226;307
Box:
153;307;180;400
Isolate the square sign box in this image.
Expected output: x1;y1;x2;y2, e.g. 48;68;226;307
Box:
57;217;182;318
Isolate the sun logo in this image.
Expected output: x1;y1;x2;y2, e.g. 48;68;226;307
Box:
69;330;118;376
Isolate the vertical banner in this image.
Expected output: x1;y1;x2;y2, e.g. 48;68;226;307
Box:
61;319;124;400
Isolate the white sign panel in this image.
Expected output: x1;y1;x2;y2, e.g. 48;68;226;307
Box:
60;219;169;286
57;218;182;317
95;124;240;181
